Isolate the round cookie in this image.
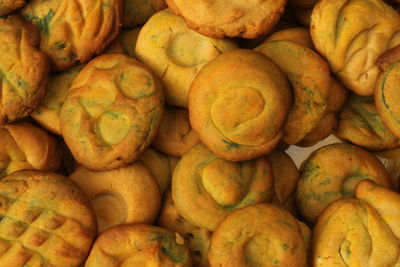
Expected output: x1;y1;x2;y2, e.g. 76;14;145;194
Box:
123;0;166;28
166;0;286;39
60;54;164;171
335;95;400;151
21;0;123;71
0;122;61;179
172;143;274;231
311;0;400;96
85;224;192;266
0;0;27;16
0;15;49;124
69;162;161;232
296;143;392;223
264;27;314;48
0;171;97;266
152;105;200;157
209;204;308;267
255;40;331;145
158;189;212;267
136;9;238;107
189;49;292;161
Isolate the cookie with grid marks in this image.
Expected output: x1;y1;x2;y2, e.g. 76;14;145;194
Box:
0;170;97;266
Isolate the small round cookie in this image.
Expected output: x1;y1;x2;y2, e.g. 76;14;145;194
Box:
139;148;173;194
296;143;391;223
0;0;27;16
311;0;400;96
136;9;238;107
376;61;400;139
0;122;61;179
152;106;200;157
264;27;314;48
0;171;97;266
60;54;164;171
158;189;212;267
335;95;400;151
117;27;141;58
69;162;161;232
166;0;286;39
85;224;192;266
21;0;123;71
189;49;292;161
312;197;400;266
172;143;274;231
209;204;308;267
123;0;166;28
255;40;331;145
0;15;49;124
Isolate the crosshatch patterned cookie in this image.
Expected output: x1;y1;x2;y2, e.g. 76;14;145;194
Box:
0;171;97;266
166;0;286;39
136;9;238;107
0;15;49;124
311;0;400;96
85;224;192;266
60;54;164;171
172;143;274;231
0;122;61;179
0;0;27;16
123;0;166;28
20;0;124;71
189;49;292;161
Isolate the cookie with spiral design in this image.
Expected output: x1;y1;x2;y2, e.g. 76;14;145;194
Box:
172;143;274;231
0;171;97;266
296;143;391;223
189;49;292;161
85;224;191;266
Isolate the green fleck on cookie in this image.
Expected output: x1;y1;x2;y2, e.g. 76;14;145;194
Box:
23;9;55;35
55;41;67;50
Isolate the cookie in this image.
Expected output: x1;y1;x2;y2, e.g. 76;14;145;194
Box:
158;189;211;267
69;162;161;232
311;0;400;95
152;105;200;157
209;204;308;267
85;223;192;266
0;122;61;178
264;27;314;48
60;54;164;171
335;94;400;151
136;9;237;107
117;27;141;58
21;0;123;71
296;143;391;223
189;49;292;161
0;171;97;266
172;143;274;231
123;0;166;28
166;0;286;39
0;0;27;16
255;40;331;145
0;15;49;124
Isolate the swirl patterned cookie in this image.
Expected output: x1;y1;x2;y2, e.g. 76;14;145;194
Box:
60;54;164;171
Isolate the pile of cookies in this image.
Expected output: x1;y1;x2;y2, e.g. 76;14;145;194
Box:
2;0;400;266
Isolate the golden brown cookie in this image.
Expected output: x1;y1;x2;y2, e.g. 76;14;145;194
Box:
335;94;400;151
0;0;27;16
264;27;314;48
0;15;49;124
296;143;391;223
255;40;331;145
158;189;211;267
136;9;238;107
209;204;308;267
60;54;164;171
123;0;166;28
69;162;161;232
166;0;286;39
21;0;123;71
311;0;400;96
172;143;274;231
0;122;61;179
189;49;292;161
139;148;174;194
0;170;97;266
85;223;192;266
117;27;141;58
152;106;200;157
